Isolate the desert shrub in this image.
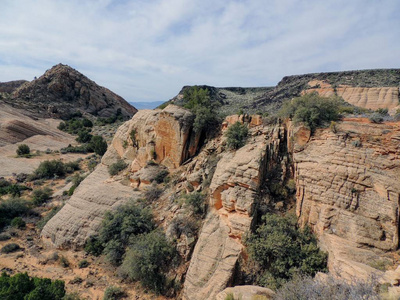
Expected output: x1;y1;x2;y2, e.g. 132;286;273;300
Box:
86;202;154;265
108;160;128;176
225;293;235;300
0;272;66;300
184;192;206;215
225;122;249;149
16;144;30;156
64;161;80;173
0;233;11;241
58;117;93;134
376;108;388;115
76;129;93;143
89;135;108;156
0;198;30;229
274;274;379;300
11;217;26;229
63;293;82;300
30;160;66;180
130;129;137;147
59;256;70;268
120;230;175;294
67;174;86;196
369;112;384;123
103;286;125;300
60;144;89;154
279;93;341;132
245;214;327;290
78;259;89;269
1;243;21;253
84;235;104;256
154;169;169;184
0;183;29;197
144;184;163;202
36;206;62;230
32;187;53;206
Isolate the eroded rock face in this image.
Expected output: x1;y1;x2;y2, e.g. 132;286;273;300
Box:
10;64;137;119
108;105;200;171
305;80;400;112
293;119;400;279
41;164;139;248
183;125;286;300
42;105;200;247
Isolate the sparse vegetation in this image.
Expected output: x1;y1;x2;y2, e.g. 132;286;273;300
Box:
0;272;65;299
16;144;30;156
11;216;26;229
120;230;175;294
279;93;341;133
130;129;137;147
32;187;53;206
1;243;21;253
90;135;108;156
103;286;125;300
245;213;328;290
85;202;154;265
144;184;163;202
37;206;62;230
274;274;379;300
0;198;30;230
108;159;128;176
225;122;249;149
369;112;384;123
58;117;93;134
78;259;89;269
154;169;169;184
184;192;206;216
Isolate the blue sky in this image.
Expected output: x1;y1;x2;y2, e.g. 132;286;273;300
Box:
0;0;399;102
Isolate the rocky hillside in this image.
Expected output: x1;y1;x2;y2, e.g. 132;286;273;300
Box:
4;64;137;119
0;80;27;94
168;69;400;116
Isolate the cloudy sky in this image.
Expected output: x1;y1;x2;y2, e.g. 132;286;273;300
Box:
1;0;399;102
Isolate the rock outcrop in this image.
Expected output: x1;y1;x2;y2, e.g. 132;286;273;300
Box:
0;80;27;94
42;105;200;247
304;80;400;112
183;124;286;300
293;118;400;280
9;64;137;119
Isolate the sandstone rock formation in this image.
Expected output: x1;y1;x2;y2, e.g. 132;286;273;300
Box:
304;80;400;112
183;124;287;300
9;64;137;119
0;80;27;94
42;105;201;247
292;118;400;280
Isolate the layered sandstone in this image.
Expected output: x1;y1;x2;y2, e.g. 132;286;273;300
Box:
183;125;286;300
293;119;400;280
305;80;400;112
42;105;200;247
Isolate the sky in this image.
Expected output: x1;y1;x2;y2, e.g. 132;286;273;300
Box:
0;0;399;102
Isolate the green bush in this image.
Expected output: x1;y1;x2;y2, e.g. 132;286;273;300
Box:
108;160;128;176
279;93;341;132
11;217;26;229
0;272;65;299
369;112;384;123
0;234;11;241
120;230;175;294
30;160;66;179
103;286;125;300
144;184;163;202
32;187;53;206
76;129;93;143
85;202;155;265
0;198;30;229
59;256;70;268
245;214;327;290
78;259;89;269
184;192;206;215
1;243;21;253
89;135;107;156
58;117;93;134
16;144;30;156
225;122;249;149
130;129;137;147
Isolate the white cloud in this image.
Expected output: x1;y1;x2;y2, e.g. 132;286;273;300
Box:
0;0;399;102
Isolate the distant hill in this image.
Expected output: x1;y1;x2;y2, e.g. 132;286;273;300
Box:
168;69;400;116
129;101;164;110
2;64;137;119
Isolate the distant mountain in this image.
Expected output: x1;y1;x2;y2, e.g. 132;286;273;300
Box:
129;101;165;110
4;63;137;119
